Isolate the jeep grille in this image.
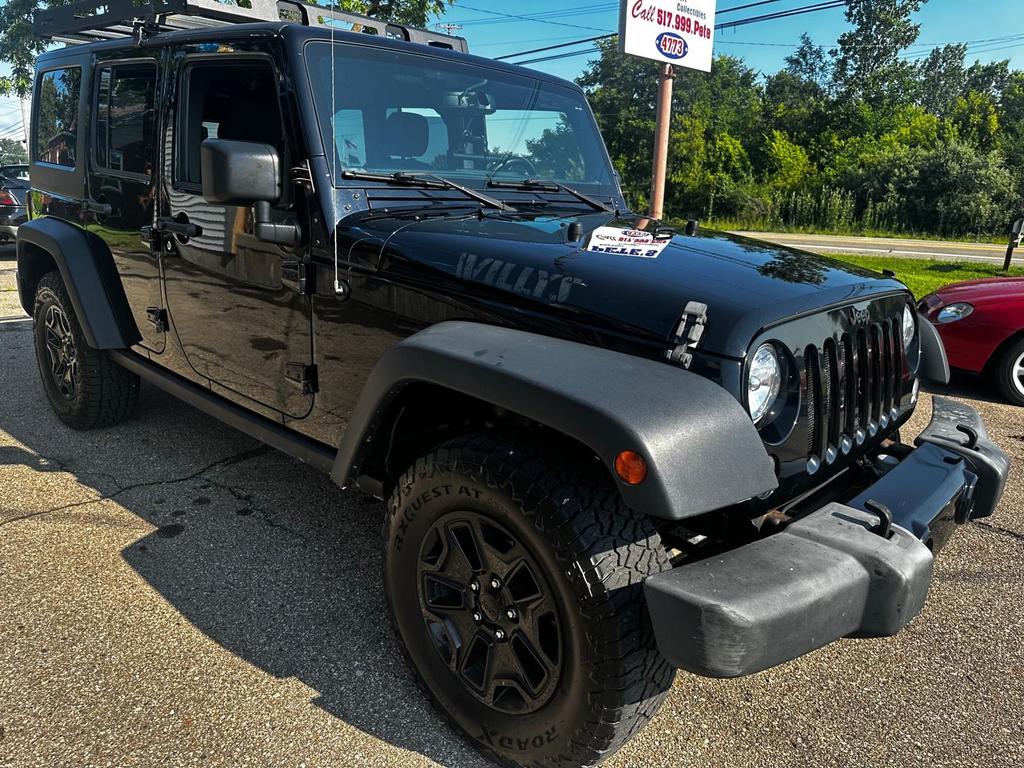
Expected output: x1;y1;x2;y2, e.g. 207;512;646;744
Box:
803;313;905;468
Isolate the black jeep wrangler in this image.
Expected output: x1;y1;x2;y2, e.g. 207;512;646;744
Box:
17;1;1010;766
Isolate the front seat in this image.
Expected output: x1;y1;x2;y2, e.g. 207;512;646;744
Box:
383;111;432;170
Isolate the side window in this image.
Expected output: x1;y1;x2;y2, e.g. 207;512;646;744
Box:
35;67;82;168
176;60;283;188
94;62;157;177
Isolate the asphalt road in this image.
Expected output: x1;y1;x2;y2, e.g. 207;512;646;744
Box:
2;243;1023;768
733;231;1012;263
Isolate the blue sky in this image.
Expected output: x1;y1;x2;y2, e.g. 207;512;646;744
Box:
2;0;1023;138
450;0;1024;82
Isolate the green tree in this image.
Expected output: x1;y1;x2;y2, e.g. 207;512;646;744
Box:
762;130;813;191
0;137;27;164
914;44;967;116
784;34;832;91
831;0;926;106
334;0;453;25
950;90;1000;150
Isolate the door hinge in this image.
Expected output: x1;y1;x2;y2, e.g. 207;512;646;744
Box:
282;260;312;295
146;307;169;334
285;363;318;395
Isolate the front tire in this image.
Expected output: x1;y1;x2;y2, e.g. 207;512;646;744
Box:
994;337;1024;407
384;434;674;768
32;271;140;430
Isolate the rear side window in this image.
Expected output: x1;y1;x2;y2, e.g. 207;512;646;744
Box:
94;62;157;177
35;67;82;168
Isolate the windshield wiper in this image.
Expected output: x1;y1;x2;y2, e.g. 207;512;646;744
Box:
487;178;615;214
341;170;513;212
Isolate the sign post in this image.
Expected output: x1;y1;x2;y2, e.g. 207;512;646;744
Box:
619;0;717;220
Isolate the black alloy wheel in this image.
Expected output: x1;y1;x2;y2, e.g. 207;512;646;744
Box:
417;510;562;715
42;303;79;401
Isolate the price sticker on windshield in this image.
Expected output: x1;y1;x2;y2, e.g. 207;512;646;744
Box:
619;1;716;72
586;227;671;259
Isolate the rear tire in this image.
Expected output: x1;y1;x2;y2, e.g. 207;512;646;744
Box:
994;337;1024;407
32;271;140;429
383;433;674;768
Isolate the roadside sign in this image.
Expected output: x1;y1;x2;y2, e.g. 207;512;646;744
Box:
618;0;717;72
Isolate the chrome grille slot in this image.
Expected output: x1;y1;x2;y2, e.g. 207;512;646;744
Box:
805;345;819;456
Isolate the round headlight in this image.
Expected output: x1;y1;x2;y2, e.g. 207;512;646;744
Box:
902;305;916;347
748;343;781;425
936;302;974;324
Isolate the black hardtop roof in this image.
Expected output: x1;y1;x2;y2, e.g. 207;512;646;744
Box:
35;21;582;93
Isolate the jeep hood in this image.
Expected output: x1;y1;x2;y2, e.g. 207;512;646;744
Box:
340;212;908;359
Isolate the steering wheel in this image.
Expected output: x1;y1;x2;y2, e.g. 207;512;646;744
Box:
490;156;538;178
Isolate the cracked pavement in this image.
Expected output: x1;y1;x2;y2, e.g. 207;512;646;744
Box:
1;244;1023;768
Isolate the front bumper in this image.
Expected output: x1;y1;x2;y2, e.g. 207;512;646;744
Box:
645;397;1009;678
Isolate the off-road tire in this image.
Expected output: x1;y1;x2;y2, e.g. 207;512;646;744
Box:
994;337;1024;407
383;433;675;768
32;271;139;429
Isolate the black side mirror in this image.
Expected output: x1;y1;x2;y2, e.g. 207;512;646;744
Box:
201;138;281;205
200;138;301;247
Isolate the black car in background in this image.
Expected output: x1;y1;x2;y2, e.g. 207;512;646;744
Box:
0;163;29;244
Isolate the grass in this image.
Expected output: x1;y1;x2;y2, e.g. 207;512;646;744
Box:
826;253;1024;298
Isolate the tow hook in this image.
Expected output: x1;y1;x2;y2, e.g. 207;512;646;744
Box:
864;499;894;539
956;424;980;450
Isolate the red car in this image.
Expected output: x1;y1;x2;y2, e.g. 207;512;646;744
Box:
919;277;1024;406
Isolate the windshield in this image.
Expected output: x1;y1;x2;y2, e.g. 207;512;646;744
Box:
305;41;617;192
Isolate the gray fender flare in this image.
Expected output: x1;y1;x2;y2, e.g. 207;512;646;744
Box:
332;322;778;520
16;217;140;349
917;315;950;384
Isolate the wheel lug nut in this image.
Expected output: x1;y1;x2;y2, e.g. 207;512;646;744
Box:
472;611;483;623
490;577;501;590
494;629;506;641
506;608;518;621
469;580;480;592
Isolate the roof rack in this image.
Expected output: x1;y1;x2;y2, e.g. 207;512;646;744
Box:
34;0;469;52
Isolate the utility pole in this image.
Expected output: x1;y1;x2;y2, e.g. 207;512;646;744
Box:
20;97;29;146
649;63;675;221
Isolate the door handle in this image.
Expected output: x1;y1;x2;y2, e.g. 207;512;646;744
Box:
155;215;203;239
83;199;112;216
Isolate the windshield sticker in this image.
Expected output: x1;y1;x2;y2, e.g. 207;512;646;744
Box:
586;227;670;259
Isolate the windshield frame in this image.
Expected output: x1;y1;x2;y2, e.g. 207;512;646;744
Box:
301;38;623;199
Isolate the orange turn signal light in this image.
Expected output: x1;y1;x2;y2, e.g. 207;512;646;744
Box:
614;450;648;485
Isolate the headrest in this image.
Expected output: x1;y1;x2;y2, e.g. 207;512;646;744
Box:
384;111;429;159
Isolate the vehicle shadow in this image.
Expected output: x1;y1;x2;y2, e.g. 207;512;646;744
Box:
924;369;1009;408
0;329;490;767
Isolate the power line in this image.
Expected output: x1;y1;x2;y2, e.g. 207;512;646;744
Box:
507;0;849;65
717;1;846;31
452;3;616;34
718;0;791;14
496;34;615;61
